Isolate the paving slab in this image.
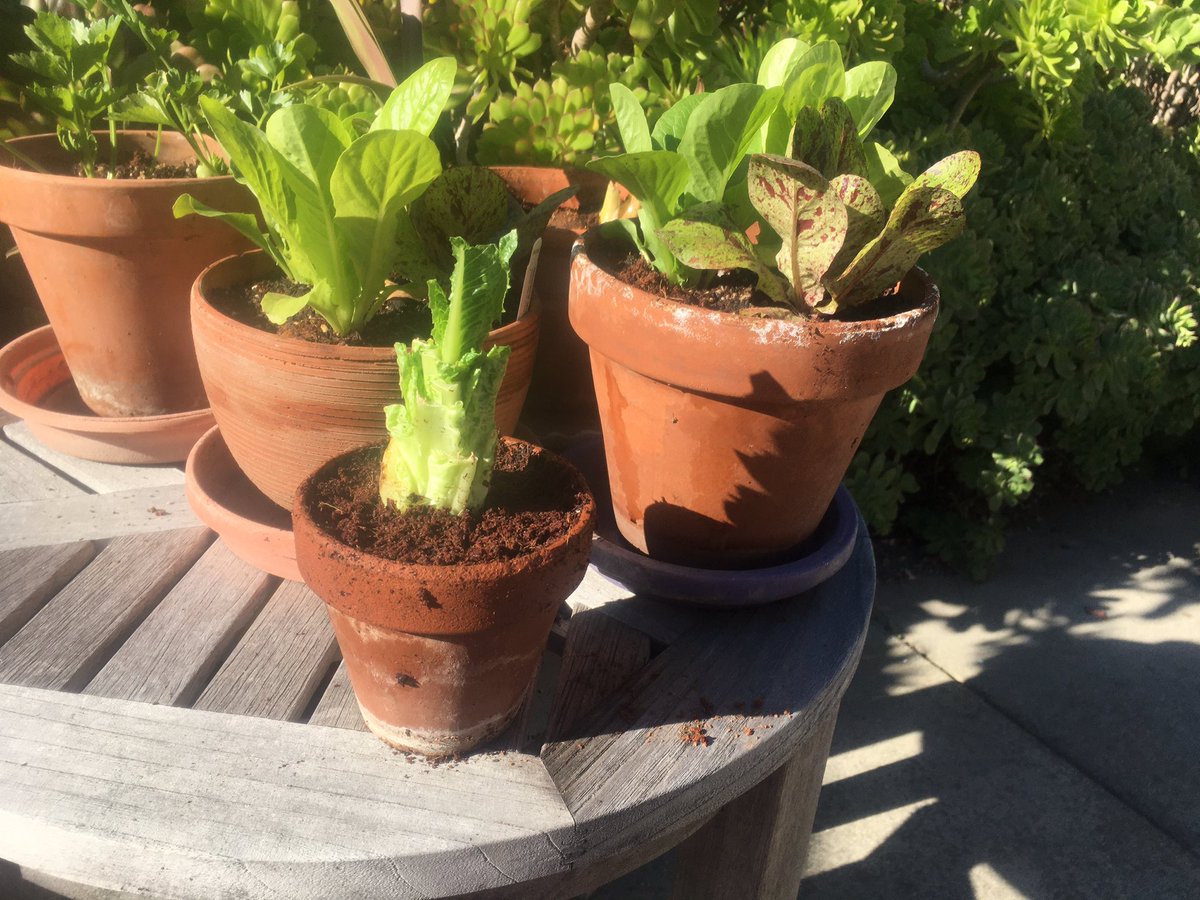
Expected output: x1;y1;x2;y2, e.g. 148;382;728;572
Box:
874;477;1200;858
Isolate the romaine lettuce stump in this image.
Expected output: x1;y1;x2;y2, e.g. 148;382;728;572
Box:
380;233;518;514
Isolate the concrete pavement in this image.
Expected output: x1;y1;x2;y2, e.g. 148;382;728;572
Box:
595;475;1200;898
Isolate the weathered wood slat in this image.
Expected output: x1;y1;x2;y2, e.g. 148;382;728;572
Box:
0;542;95;646
193;580;339;721
568;567;697;645
307;661;367;731
0;684;576;900
85;541;277;707
0;438;86;503
542;528;874;868
670;713;839;900
0;529;212;691
0;484;202;550
545;608;652;744
4;422;186;493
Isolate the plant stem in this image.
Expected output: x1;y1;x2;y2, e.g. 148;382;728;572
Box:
0;140;49;174
572;0;613;55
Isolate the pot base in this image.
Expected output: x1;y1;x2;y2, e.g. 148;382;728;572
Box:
185;425;300;581
357;691;526;757
0;327;214;464
568;437;859;607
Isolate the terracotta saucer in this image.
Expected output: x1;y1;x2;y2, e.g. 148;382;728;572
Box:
567;437;860;607
0;326;214;464
185;425;300;581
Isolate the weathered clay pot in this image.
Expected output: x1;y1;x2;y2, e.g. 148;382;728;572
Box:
192;251;540;509
293;438;596;755
569;236;939;568
0;131;252;416
493;166;607;433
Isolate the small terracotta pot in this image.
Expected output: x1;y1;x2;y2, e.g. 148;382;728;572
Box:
293;438;596;755
192;251;540;509
492;166;607;432
0;131;253;417
569;237;939;568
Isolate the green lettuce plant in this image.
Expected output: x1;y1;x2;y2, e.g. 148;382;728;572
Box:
379;233;517;514
658;98;980;315
174;57;456;336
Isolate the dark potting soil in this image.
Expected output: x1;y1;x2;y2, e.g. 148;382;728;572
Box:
548;206;600;232
72;149;200;180
309;441;591;565
210;276;434;347
589;235;920;321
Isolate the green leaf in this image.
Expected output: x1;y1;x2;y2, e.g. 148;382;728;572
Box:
408;166;514;275
330;129;442;332
679;83;781;203
781;41;846;119
843;61;896;138
172;194;281;268
791;98;868;179
110;91;175;127
757;38;811;88
261;290;311;324
748;154;847;310
610;83;652;153
650;93;705;152
864;141;912;207
372;56;456;136
900;149;981;201
430;234;517;363
657;220;788;305
587;151;691;222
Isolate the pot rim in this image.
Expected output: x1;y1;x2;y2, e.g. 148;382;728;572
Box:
0;130;237;190
293;436;597;581
192;249;541;361
573;228;938;338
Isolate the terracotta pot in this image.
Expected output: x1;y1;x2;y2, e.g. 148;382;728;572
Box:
492;166;607;433
0;325;214;464
569;237;939;568
192;251;540;509
293;438;596;755
0;131;253;417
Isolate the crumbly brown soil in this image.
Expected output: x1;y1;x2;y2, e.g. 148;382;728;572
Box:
548;207;600;232
72;149;200;180
589;236;921;321
211;276;433;347
309;441;590;565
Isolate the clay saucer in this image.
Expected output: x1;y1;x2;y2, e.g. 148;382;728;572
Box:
567;437;860;607
185;425;300;581
0;326;214;464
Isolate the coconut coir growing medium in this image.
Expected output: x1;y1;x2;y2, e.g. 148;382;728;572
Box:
308;441;591;566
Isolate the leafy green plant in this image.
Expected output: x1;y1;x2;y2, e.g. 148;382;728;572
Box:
379;233;517;514
9;11;123;176
174;58;456;336
659;99;980;315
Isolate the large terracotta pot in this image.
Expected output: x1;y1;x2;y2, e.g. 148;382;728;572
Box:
569;237;939;568
192;251;540;509
492;166;607;432
293;438;595;755
0;131;252;416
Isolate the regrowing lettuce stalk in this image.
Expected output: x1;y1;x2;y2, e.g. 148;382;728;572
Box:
173;57;456;336
658;97;980;314
379;233;518;515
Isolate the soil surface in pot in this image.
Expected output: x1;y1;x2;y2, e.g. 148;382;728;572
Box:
589;236;917;322
309;441;591;565
548;206;599;232
211;276;435;347
64;149;200;180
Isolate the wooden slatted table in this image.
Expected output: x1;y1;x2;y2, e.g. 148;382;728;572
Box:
0;417;875;900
